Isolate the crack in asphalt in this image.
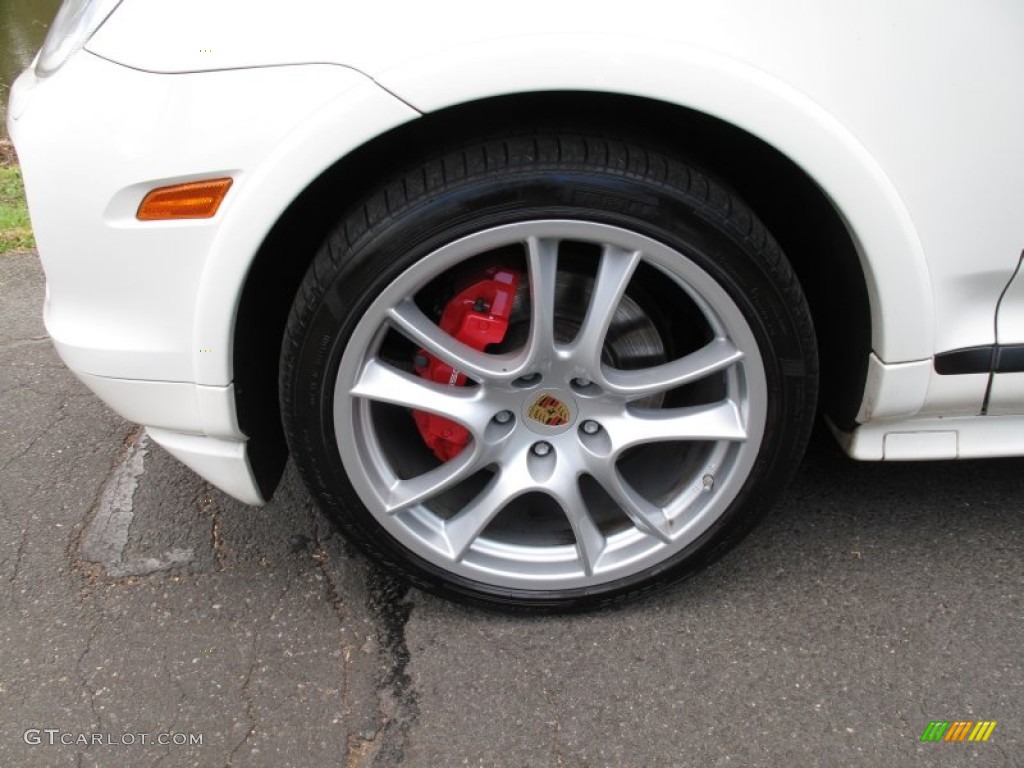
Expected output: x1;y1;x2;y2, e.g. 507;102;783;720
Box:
4;491;27;587
0;336;50;348
0;394;69;474
0;383;89;399
224;631;260;768
223;582;290;768
310;511;347;625
9;529;26;586
76;621;102;734
152;666;188;768
308;509;375;767
364;568;419;768
201;489;229;572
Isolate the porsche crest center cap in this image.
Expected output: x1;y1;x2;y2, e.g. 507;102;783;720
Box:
523;391;577;434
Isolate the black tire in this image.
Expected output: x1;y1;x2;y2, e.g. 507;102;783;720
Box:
280;131;817;612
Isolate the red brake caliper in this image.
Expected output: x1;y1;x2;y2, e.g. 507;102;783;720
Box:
412;267;521;462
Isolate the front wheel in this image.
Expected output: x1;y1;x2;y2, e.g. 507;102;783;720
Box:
280;132;817;611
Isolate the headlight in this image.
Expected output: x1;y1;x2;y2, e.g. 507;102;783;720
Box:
35;0;123;78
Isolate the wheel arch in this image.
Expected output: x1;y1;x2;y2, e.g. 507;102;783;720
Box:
230;88;913;498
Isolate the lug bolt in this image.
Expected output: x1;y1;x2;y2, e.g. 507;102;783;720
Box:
574;377;591;387
532;441;552;457
581;420;600;435
494;410;513;424
515;373;542;387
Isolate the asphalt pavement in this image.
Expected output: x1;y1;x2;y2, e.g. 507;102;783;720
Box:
1;250;1022;767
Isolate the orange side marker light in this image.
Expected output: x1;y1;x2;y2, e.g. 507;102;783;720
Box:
137;178;233;220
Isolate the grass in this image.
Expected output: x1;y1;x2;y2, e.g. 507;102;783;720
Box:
0;156;35;254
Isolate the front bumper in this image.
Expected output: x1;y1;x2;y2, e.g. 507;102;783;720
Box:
7;52;415;503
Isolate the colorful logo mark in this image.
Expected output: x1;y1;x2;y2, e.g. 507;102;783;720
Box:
527;393;570;427
920;721;997;742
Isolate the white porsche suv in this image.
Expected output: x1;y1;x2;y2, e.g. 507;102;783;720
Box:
9;0;1024;610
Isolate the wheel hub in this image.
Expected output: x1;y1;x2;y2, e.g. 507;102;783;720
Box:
522;390;577;434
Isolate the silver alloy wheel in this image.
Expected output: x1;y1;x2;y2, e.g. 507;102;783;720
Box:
333;220;767;590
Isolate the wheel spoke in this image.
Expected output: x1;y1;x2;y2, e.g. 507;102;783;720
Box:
524;236;560;364
443;470;520;561
549;481;606;576
592;469;672;543
602;338;743;398
609;400;747;453
350;358;492;436
568;244;642;368
387;298;523;382
383;446;490;513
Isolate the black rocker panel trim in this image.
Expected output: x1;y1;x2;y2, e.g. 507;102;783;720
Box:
934;346;996;375
934;344;1024;375
996;344;1024;373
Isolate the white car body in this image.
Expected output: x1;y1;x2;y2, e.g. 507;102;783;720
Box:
9;0;1024;505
